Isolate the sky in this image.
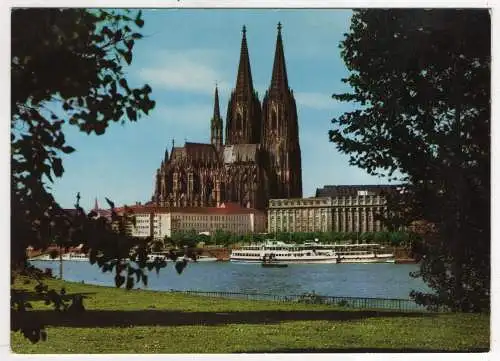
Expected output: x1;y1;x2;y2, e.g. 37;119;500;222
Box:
51;9;394;211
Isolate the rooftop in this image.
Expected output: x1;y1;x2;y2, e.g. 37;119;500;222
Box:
315;184;400;198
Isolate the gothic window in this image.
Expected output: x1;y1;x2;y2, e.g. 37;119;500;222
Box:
271;109;277;130
236;110;243;131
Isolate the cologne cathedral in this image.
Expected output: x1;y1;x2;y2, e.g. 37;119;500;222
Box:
152;24;302;210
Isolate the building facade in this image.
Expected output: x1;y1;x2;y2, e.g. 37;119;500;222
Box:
152;24;302;211
268;185;399;234
124;203;266;240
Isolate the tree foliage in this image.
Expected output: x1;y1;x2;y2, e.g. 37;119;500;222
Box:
330;10;490;311
11;8;155;265
9;8;192;342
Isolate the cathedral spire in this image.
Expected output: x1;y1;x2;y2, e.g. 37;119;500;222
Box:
211;84;223;149
270;22;289;90
213;84;221;120
235;25;254;93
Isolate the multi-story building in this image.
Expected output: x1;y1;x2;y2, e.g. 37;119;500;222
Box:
268;185;399;234
268;197;333;233
120;203;266;240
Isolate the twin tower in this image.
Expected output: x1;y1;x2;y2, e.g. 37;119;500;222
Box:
153;24;302;210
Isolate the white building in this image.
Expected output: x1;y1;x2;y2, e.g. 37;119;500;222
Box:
119;203;266;240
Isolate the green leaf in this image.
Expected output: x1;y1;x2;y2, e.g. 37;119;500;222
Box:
174;259;187;275
119;78;129;90
61;146;75;154
52;158;64;177
135;11;144;28
125;39;134;50
126;107;137;121
105;197;115;209
123;51;132;65
131;32;143;39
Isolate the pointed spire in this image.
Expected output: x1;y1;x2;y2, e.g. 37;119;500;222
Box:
270;22;289;90
235;25;254;93
164;146;169;161
94;198;99;211
213;84;221;120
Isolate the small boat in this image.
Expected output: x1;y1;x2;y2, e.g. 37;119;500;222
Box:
61;252;89;262
147;253;167;262
28;254;54;261
261;254;288;268
261;262;288;268
195;256;218;262
29;252;89;262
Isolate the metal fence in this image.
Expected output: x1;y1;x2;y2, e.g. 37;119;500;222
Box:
168;289;444;313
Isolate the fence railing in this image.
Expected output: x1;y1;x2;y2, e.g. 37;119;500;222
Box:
168;289;444;313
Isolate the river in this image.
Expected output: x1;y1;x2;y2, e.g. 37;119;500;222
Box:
30;260;430;300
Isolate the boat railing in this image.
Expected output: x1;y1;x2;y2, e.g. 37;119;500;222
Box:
168;289;446;313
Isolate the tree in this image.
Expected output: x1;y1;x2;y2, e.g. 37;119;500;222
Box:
10;9;193;342
12;8;155;263
330;10;490;311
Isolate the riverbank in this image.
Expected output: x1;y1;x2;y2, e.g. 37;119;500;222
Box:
11;277;489;353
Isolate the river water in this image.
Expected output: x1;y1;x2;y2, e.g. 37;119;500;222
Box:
30;260;430;300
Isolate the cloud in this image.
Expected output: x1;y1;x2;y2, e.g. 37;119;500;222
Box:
152;103;214;129
137;49;232;94
294;91;337;110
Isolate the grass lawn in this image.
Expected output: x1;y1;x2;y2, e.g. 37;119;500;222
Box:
11;277;490;353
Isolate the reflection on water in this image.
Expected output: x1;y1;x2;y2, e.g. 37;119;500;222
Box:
30;260;429;299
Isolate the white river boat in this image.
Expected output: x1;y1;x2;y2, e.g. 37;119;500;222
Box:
230;240;338;264
230;241;395;264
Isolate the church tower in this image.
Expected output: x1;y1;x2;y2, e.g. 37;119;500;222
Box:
225;26;262;145
210;85;223;150
262;23;302;198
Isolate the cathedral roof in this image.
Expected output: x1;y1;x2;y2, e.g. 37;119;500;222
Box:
116;204;264;216
170;142;219;163
223;144;259;163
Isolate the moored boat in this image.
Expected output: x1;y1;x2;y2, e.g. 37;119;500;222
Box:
327;243;395;264
231;240;395;264
61;252;90;262
261;262;288;268
195;255;218;262
231;240;338;264
29;252;90;262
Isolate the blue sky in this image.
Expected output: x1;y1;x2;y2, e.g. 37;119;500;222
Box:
52;9;390;211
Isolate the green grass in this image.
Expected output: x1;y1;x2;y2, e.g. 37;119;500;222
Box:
11;277;490;353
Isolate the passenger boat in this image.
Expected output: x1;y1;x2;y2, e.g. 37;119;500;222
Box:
326;243;395;264
147;252;167;262
61;252;90;262
195;255;218;262
29;252;90;262
231;240;395;264
230;240;338;264
28;253;54;261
